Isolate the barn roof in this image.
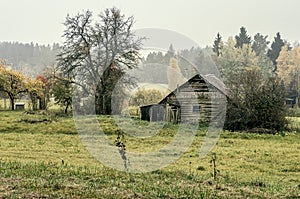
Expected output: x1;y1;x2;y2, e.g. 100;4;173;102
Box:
158;73;226;104
139;73;226;109
203;74;226;95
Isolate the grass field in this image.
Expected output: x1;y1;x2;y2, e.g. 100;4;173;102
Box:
0;110;299;198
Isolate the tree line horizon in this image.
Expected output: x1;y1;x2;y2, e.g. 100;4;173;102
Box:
0;7;298;132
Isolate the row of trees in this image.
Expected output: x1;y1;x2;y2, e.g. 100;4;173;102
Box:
0;42;59;76
213;27;287;78
212;27;290;132
133;44;217;85
0;61;73;113
0;8;296;133
0;61;47;111
0;8;143;114
54;10;295;132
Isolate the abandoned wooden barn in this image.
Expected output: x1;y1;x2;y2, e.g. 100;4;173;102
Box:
140;74;226;124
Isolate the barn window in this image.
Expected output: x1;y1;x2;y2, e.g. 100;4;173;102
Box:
192;105;201;113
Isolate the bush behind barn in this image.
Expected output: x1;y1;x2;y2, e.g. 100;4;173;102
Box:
224;68;288;133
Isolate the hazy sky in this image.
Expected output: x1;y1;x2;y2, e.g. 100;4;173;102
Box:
1;0;299;47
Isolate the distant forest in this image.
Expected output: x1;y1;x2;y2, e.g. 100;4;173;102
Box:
131;45;217;84
0;41;215;83
0;42;60;76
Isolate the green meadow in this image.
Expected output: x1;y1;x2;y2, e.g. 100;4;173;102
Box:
0;110;299;198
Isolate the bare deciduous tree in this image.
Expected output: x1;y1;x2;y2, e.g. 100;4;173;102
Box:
57;8;144;114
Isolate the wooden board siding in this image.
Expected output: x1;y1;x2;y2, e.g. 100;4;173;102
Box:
140;74;226;124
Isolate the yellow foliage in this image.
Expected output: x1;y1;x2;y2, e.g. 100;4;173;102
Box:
26;78;45;97
277;45;300;88
0;61;48;110
0;63;26;95
167;57;186;91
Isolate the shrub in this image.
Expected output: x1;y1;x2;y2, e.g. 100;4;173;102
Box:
129;88;164;107
224;68;288;132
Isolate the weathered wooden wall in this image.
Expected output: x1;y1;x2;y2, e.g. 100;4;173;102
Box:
140;74;226;125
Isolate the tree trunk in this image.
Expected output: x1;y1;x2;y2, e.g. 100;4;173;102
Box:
31;93;38;111
9;95;15;111
65;103;69;114
39;97;47;110
95;82;102;115
95;79;112;115
95;63;124;115
95;90;112;115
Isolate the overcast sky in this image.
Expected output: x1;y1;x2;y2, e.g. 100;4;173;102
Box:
1;0;299;47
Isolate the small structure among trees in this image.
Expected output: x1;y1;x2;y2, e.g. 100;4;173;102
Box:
0;61;48;111
140;74;226;125
0;62;27;110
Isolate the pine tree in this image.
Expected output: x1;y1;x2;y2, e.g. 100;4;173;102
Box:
235;26;251;48
167;44;175;56
267;32;285;72
252;33;269;55
164;44;176;64
213;33;222;56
